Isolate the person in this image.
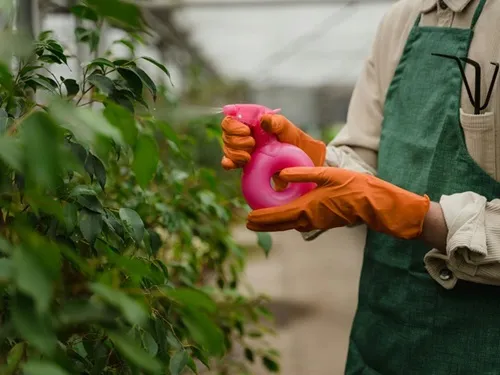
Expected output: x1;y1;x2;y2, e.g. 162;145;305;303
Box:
220;0;500;373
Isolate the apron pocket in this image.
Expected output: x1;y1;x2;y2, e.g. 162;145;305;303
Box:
459;109;496;178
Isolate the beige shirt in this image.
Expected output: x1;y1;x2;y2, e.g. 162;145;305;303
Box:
316;0;500;289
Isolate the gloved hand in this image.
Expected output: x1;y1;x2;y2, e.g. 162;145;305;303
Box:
221;114;326;170
246;167;430;240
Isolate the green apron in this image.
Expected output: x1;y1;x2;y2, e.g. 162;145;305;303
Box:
346;1;500;374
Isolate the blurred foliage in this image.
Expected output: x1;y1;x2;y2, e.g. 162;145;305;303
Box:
0;1;278;374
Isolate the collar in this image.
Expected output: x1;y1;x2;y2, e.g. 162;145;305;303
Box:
421;0;475;13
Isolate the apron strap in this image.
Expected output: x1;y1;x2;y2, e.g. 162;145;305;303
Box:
470;0;487;30
413;0;487;29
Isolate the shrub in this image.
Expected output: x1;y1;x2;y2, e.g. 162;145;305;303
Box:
0;1;277;374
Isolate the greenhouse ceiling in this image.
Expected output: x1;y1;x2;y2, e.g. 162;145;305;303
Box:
168;0;394;87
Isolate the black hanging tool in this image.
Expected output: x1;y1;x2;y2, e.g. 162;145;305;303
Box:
432;53;499;114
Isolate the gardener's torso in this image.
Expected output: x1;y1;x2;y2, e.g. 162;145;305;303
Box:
346;1;500;374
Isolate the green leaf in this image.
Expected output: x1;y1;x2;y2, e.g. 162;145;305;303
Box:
147;229;161;256
133;66;157;100
180;308;225;357
12;246;54;313
11;294;57;355
108;331;162;374
119;208;145;243
90;283;147;325
62;78;79;97
88;73;114;95
0;108;8;134
244;348;254;363
29;75;58;93
103;102;138;145
117;67;143;95
85;153;106;190
49;99;123;146
257;232;273;257
79;209;103;244
0;136;23;170
87;57;114;69
21;112;62;189
63;203;78;232
141;330;158;357
262;356;280;373
0;258;13;282
162;287;216;313
86;0;144;30
132;133;159;187
23;360;70;375
70;4;98;22
5;342;26;375
141;56;172;84
169;350;188;375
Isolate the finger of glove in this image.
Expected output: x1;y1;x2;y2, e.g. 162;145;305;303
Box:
222;146;251;166
222;133;255;151
261;114;301;144
246;218;313;232
246;201;306;226
221;156;238;170
221;117;251;136
278;167;331;184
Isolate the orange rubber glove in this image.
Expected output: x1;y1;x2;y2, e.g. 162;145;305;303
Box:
221;114;326;170
246;167;431;240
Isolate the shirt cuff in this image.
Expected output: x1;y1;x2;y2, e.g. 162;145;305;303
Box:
424;192;495;289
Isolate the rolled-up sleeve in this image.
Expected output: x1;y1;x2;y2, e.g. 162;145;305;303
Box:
425;193;500;289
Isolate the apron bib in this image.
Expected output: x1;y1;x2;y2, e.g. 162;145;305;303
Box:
346;1;500;374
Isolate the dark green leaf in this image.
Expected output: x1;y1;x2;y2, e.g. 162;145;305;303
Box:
119;208;145;243
162;287;216;313
23;360;70;375
87;57;114;69
5;342;26;375
86;0;144;30
13;246;54;313
141;330;158;357
108;331;162;374
103;102;137;145
85;153;106;190
147;229;161;256
62;78;79;97
180;308;225;357
63;203;78;232
0;136;23;170
257;232;272;257
141;56;172;84
132;133;159;187
30;75;58;93
0;258;13;281
262;356;280;372
169;350;188;375
244;348;254;363
79;209;103;244
90;283;147;325
117;67;143;95
70;4;98;22
0;108;8;134
21;112;62;189
88;73;114;95
11;294;57;355
133;67;157;100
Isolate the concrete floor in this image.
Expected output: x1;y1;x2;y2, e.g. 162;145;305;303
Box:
232;225;367;375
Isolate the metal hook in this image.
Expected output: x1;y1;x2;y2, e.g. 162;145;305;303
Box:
431;53;499;115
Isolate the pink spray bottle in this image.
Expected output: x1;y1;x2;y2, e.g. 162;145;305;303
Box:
222;104;316;210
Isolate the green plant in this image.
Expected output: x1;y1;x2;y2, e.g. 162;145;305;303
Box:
0;1;278;374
